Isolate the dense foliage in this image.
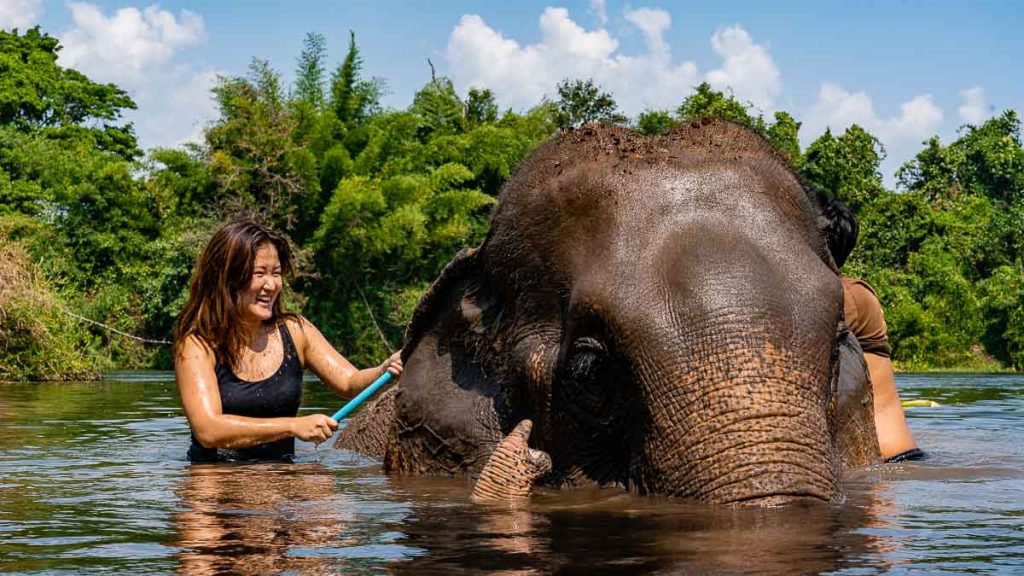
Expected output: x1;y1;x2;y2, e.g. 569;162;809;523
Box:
1;27;1021;380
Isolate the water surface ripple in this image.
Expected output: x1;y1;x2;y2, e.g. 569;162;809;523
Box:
1;372;1022;574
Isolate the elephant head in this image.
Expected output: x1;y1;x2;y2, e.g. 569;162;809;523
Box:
340;120;879;505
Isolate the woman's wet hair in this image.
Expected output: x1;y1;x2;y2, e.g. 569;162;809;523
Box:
822;197;858;269
173;219;296;366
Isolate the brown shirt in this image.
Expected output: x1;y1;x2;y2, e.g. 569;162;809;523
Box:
842;277;891;358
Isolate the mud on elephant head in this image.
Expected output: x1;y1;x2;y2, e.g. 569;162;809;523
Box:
337;119;880;506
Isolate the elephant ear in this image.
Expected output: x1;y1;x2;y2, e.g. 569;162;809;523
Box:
402;247;499;359
384;247;507;476
834;322;882;468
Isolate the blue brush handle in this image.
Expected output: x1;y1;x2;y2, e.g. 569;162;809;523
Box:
331;371;393;421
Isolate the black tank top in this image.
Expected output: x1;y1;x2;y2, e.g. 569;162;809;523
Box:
187;323;304;462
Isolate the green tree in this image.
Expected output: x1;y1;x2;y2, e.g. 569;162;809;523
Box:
849;190;934;271
555;78;627;130
899;110;1024;205
466;87;498;127
978;265;1024;369
952;111;1024;204
330;31;382;128
893;111;1024;368
331;31;361;124
145;146;218;219
318;144;352;200
636;109;675;135
206;59;318;234
307;164;495;363
766;111;801;165
895;136;962;204
351;111;424;177
800;125;886;211
897;111;1024;273
0;27;139;159
10;25;1024;378
294;32;327;109
411;77;466;137
676;82;766;134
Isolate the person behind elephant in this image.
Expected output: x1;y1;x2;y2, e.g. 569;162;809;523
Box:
174;219;402;462
822;197;922;463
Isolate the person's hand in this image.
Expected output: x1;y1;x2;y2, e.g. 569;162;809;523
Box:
380;350;404;378
291;414;338;444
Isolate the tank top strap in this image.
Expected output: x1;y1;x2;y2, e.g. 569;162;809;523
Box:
278;320;302;371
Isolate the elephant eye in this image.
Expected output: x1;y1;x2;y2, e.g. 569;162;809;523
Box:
559;336;620;429
567;337;606;381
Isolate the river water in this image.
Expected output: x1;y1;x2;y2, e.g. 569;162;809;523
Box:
1;372;1022;574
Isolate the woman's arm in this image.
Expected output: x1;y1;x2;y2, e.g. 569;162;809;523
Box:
176;336;337;449
289;317;403;398
864;352;918;459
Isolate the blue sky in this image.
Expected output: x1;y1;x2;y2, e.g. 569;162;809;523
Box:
3;0;1022;185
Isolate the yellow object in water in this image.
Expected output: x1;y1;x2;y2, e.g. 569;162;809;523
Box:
901;399;940;408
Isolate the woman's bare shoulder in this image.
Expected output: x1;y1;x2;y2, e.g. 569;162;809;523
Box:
282;315;316;336
282;315;320;351
176;334;216;364
282;314;313;328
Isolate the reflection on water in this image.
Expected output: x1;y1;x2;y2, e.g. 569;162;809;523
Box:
389;480;896;575
175;464;346;575
1;372;1023;574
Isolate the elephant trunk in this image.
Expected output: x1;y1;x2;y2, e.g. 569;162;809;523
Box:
473;420;552;502
631;338;840;505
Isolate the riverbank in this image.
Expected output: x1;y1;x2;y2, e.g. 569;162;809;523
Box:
0;236;104;383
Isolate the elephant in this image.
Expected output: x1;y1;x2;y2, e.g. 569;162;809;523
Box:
337;119;881;505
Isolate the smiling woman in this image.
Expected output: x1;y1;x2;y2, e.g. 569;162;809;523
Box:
173;219;403;462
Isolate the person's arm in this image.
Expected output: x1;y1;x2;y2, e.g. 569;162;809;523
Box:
175;336;337;448
865;352;918;459
289;317;403;398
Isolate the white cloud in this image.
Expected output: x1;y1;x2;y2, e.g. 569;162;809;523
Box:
148;69;221;148
889;94;945;140
589;0;608;27
539;7;619;62
110;65;221;151
0;0;42;30
958;86;988;125
169;70;218;113
446;8;785;117
804;83;943;145
58;2;205;83
705;25;780;112
445;10;634;111
624;8;671;62
48;3;214;151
